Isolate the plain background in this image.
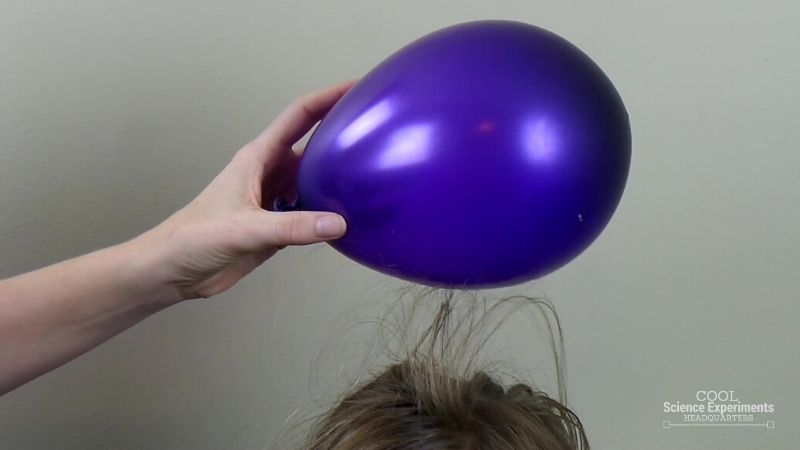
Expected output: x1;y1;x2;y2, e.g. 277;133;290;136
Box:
1;1;798;449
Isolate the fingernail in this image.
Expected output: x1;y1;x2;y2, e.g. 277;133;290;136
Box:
315;214;346;238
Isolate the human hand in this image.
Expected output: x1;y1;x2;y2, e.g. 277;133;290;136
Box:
127;81;356;304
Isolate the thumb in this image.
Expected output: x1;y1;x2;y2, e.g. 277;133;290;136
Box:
256;210;347;248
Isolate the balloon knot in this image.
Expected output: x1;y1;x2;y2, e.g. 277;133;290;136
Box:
273;196;303;212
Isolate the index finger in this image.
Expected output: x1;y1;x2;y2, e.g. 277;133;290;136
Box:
256;79;357;150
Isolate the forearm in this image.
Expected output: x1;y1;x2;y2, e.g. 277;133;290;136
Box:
0;239;177;395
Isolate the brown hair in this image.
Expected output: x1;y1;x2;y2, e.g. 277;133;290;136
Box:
302;287;588;450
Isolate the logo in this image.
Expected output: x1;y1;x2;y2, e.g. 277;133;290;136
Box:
662;390;775;429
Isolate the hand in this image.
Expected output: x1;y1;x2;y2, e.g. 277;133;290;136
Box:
128;81;356;303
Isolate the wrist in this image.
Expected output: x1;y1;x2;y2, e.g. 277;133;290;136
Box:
116;231;185;310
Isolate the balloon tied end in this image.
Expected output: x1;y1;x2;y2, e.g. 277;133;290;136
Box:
273;196;303;212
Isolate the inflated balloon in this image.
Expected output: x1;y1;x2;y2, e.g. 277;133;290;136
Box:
293;20;631;288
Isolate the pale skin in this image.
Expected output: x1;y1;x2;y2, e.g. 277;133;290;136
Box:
0;81;356;396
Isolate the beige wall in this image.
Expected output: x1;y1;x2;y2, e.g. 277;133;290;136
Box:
1;1;798;449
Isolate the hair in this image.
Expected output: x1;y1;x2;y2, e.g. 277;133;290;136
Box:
301;287;588;450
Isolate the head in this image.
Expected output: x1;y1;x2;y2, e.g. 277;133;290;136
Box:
303;288;588;450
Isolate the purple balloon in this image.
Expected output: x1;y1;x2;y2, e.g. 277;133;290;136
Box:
294;20;631;288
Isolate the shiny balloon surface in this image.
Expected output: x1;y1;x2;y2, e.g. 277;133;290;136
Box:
297;20;631;288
